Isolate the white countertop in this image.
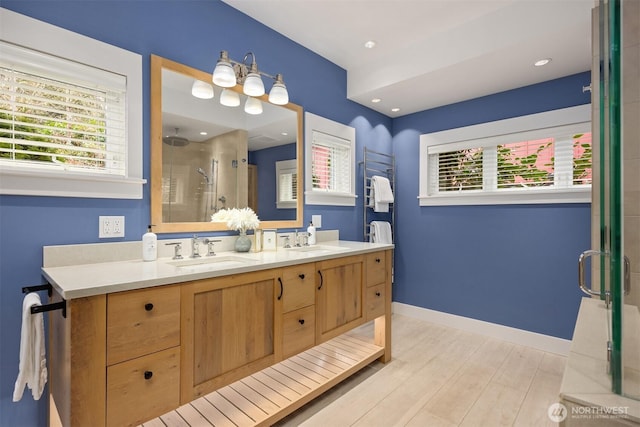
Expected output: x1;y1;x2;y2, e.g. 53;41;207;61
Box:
42;240;393;300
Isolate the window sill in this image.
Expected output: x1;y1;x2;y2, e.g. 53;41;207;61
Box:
305;191;357;206
418;187;591;206
0;167;146;199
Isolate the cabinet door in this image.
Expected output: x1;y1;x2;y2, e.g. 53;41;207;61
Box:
316;255;365;342
181;270;278;401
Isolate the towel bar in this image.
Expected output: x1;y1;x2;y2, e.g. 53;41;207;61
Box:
22;283;67;318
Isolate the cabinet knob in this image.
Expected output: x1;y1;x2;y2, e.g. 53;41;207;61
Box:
298;319;305;325
375;258;381;263
144;370;153;380
375;291;381;297
144;303;154;311
298;273;305;280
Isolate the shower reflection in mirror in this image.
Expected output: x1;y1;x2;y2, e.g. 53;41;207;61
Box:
162;128;247;222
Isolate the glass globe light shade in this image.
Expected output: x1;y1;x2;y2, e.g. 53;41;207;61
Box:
220;89;240;107
244;96;263;115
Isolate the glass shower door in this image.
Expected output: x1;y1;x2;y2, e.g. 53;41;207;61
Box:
589;0;638;400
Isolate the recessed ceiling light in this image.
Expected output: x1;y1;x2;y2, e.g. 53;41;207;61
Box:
534;58;552;67
364;40;376;49
391;108;400;113
281;132;288;136
200;131;208;136
371;98;381;103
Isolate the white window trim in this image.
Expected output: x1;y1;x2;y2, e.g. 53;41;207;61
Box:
0;8;145;199
275;159;297;209
418;105;592;206
304;112;357;206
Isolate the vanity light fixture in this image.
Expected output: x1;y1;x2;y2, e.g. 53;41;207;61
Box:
211;50;289;106
191;80;214;99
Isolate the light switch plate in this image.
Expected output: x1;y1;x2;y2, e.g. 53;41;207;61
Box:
263;229;277;251
312;215;322;228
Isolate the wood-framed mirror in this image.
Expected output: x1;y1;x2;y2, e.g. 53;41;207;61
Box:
150;55;303;233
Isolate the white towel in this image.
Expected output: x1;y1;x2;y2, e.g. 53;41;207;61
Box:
369;221;393;244
369;175;394;213
13;293;47;402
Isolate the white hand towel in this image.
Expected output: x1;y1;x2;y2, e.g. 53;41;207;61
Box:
370;221;393;244
13;292;48;402
370;176;394;213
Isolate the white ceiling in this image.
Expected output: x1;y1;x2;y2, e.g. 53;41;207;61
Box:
222;0;594;117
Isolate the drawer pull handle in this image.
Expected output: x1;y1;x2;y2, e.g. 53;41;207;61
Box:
144;371;153;380
298;319;305;325
144;303;154;311
375;291;381;297
298;273;305;280
317;270;323;290
375;258;381;263
277;277;283;300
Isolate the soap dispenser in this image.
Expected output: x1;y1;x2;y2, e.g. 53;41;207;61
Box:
307;221;316;245
142;225;157;261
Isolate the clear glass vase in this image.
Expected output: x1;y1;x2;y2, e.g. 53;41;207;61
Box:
234;230;252;252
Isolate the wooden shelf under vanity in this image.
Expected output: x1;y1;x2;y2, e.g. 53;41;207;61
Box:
140;332;384;427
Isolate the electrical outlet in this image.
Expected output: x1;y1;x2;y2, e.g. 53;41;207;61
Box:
99;216;125;238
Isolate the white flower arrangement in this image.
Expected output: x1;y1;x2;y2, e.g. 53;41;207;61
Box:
211;207;260;234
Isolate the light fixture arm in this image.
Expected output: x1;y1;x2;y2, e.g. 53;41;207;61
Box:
226;51;278;84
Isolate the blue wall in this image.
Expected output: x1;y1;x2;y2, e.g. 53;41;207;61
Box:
392;72;592;341
249;143;297;220
0;2;590;426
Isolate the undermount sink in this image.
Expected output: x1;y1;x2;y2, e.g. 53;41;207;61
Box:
167;255;256;271
286;245;348;255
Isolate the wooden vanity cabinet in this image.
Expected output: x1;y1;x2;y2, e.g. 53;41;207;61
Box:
105;285;181;427
280;263;316;358
315;254;366;342
49;248;393;427
364;251;387;321
180;269;280;403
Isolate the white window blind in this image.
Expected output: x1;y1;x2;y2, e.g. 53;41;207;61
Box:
419;105;592;205
311;131;351;193
0;41;126;176
276;159;297;208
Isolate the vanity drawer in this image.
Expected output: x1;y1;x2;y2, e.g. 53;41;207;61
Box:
365;251;386;287
282;305;316;358
106;346;180;427
365;283;386;320
281;263;316;313
107;285;180;365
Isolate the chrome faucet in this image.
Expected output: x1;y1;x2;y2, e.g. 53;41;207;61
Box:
203;238;221;256
165;242;183;260
294;230;302;247
191;234;202;258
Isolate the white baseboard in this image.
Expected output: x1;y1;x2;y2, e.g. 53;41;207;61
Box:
392;302;571;356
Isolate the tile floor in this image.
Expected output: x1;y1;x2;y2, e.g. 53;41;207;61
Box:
275;314;565;427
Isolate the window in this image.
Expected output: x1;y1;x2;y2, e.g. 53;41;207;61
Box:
0;9;144;198
419;105;591;205
304;112;356;206
275;159;297;208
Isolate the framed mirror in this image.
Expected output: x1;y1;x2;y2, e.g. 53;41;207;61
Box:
150;55;303;233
